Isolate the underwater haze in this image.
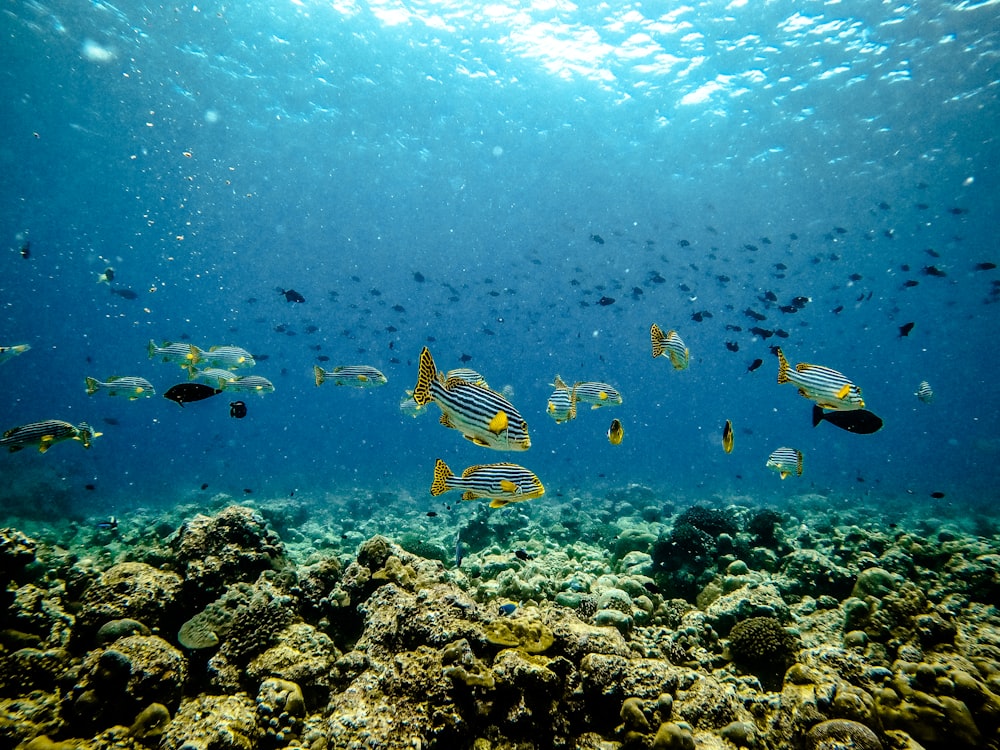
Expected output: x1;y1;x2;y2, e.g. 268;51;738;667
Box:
2;0;999;517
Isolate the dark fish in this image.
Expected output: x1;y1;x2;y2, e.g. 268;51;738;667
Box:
725;325;743;332
102;417;120;426
305;325;319;333
834;227;847;234
163;383;222;407
85;483;96;491
878;201;891;210
459;353;473;363
454;534;464;568
812;405;883;434
774;329;790;339
898;322;915;337
426;511;437;517
317;355;330;362
692;311;704;322
589;234;605;244
643;581;661;595
762;291;778;302
974;262;996;271
849;273;863;281
744;244;758;252
19;241;30;259
678;239;690;247
791;296;810;307
96;516;118;531
947;207;967;215
779;305;798;314
112;288;138;300
717;275;730;283
926;248;941;258
747;358;763;372
903;280;920;288
726;341;739;352
279;288;306;303
598;296;615;306
244;488;253;494
229;400;247;419
923;266;946;277
200;483;209;490
750;326;773;339
930;491;946;498
916;203;929;210
413;271;425;282
744;308;766;321
775;263;788;270
631;287;643;299
514;549;534;561
831;306;844;314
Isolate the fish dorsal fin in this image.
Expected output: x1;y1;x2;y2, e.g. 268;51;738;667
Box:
488;411;509;435
462;464;487;476
553;374;568;390
795;362;815;372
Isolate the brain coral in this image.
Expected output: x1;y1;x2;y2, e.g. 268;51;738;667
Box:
728;616;798;666
806;719;883;750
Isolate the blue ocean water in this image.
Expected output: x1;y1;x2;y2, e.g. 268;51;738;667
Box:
1;0;998;522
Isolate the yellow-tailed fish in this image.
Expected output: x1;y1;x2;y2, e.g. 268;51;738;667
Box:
201;345;255;370
607;418;624;445
1;420;101;454
546;374;577;424
430;458;544;508
650;323;690;370
314;364;387;388
148;340;202;372
85;376;156;400
915;381;933;404
96;266;115;284
571;380;623;410
413;347;530;451
0;344;31;366
722;419;734;453
776;347;864;411
766;447;803;479
221;375;275;395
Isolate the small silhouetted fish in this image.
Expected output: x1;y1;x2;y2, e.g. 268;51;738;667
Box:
884;229;895;239
631;287;643;299
832;305;844;314
678;283;690;291
229;401;247;419
598;296;615;306
426;511;437;517
774;329;790;338
926;248;941;258
514;549;534;561
590;234;605;244
747;358;763;372
243;488;253;494
775;263;787;270
725;325;743;332
750;327;773;339
19;241;30;259
947;207;968;216
392;304;405;312
305;325;319;333
849;273;863;281
85;484;96;491
761;237;772;245
692;311;704;322
975;262;996;271
930;491;946;498
112;288;138;300
878;201;891;210
163;383;222;407
899;322;915;337
96;516;118;530
717;275;730;283
744;308;766;321
791;296;810;307
744;244;758;252
916;203;929;210
279;288;306;303
201;483;209;490
762;291;777;302
923;265;946;277
726;341;739;352
643;581;661;594
779;305;798;314
102;417;120;426
812;405;883;434
459;353;473;363
903;280;919;288
482;328;495;336
834;226;847;234
413;271;425;282
678;239;690;247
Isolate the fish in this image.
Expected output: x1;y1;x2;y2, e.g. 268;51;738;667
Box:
546;375;577;424
607;418;624;446
650;324;689;370
898;322;915;338
571;380;623;410
812;405;883;434
744;308;767;322
454;533;463;568
148;340;202;372
399;390;430;419
498;601;519;616
85;376;156;400
221;375;275;395
722;420;734;453
915;381;934;404
96;516;118;531
766;447;803;479
0;344;31;366
111;288;138;300
229;400;247;419
514;549;534;561
190;367;240;386
430;458;545;508
974;262;996;271
201;345;255;370
314;365;387;388
163;383;223;406
750;327;773;339
279;288;306;303
96;266;115;284
589;234;605;245
1;420;101;453
19;241;30;259
923;265;947;278
598;296;615;306
776;347;864;411
747;358;763;372
412;347;530;451
446;368;489;388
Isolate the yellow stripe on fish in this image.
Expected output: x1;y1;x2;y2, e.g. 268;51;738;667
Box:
85;376;156;400
766;447;803;479
650;324;689;370
413;347;530;451
776;347;864;411
1;420;101;454
430;458;544;508
314;365;387;388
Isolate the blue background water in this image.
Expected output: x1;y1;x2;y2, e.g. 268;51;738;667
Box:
2;0;998;522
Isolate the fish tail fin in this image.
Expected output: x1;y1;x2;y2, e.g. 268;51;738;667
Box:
811;404;824;427
85;377;100;396
314;366;326;387
650;323;665;358
430;458;453;496
795;450;803;476
413;347;436;406
568;385;578;421
188;345;202;365
147;340;157;359
776;347;791;384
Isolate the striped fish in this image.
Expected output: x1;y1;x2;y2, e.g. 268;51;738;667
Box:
314;365;387;388
412;347;530;451
722;419;734;454
546;375;577;424
85;376;156;400
766;447;803;479
201;345;255;370
776;347;864;411
148;340;202;372
221;375;275;394
915;380;934;404
430;458;544;508
650;324;690;370
0;344;30;366
607;418;624;445
399;390;430;419
571;380;623;410
190;367;240;386
446;368;489;388
1;420;101;453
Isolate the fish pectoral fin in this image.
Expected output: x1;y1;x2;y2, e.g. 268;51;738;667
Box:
779;471;789;480
499;479;519;495
835;384;850;400
461;491;477;501
488;411;509;435
591;404;600;410
598;391;608;400
439;414;455;429
466;435;491;447
489;498;510;508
